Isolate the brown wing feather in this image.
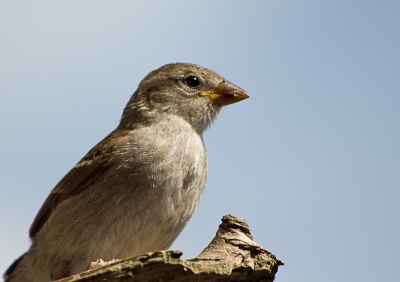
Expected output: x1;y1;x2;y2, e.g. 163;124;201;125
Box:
29;130;127;238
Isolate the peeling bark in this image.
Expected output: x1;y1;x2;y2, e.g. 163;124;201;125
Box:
57;214;283;282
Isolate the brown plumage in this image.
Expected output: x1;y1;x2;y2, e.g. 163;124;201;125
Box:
5;63;250;282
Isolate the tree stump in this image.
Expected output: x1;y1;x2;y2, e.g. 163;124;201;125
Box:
57;214;283;282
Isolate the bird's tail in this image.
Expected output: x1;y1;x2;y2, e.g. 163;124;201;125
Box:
3;252;26;281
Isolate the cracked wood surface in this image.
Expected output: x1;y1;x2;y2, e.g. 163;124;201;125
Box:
57;215;283;282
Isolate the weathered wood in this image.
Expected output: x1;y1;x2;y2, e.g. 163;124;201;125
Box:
57;215;283;282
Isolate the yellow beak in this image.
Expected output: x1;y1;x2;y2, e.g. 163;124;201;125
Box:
200;81;251;106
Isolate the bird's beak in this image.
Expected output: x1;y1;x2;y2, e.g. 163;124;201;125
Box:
199;81;251;106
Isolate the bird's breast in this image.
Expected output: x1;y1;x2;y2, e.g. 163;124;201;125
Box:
106;115;208;250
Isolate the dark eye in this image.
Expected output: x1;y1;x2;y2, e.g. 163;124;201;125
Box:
183;76;201;88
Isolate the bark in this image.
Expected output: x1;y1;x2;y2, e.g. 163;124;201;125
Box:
57;214;283;282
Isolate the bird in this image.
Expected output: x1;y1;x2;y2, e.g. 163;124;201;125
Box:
4;63;250;282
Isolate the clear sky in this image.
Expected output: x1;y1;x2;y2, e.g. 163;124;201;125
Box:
1;1;399;281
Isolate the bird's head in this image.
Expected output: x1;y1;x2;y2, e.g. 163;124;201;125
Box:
120;63;250;133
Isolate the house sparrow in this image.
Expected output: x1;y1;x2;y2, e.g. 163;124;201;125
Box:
4;63;250;282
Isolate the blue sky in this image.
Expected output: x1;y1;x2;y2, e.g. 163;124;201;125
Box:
1;1;399;281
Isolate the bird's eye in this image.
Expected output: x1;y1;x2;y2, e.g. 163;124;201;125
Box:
183;76;201;88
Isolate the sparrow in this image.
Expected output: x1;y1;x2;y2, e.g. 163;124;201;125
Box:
4;63;250;282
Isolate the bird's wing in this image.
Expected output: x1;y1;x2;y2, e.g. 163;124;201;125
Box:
29;130;128;238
